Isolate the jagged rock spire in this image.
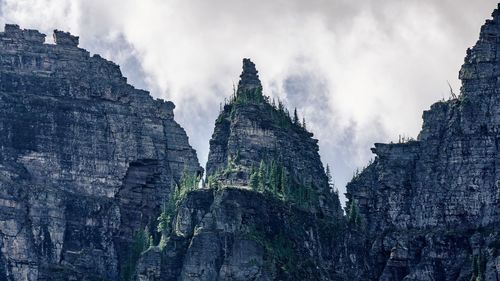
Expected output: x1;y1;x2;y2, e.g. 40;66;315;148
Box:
237;58;262;94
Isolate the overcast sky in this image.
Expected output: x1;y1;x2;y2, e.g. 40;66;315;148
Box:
0;0;497;203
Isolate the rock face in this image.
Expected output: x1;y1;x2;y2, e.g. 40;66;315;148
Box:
136;187;371;281
206;58;342;217
2;3;500;281
346;5;500;281
137;5;500;281
135;60;346;281
0;24;201;280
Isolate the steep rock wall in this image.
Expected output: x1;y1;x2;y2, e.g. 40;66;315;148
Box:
0;25;201;281
136;5;500;281
346;5;500;281
136;188;369;281
206;59;342;217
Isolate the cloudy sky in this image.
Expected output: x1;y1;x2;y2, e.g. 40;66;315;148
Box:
0;0;497;203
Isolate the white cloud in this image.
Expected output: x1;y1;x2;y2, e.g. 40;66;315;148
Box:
0;0;497;204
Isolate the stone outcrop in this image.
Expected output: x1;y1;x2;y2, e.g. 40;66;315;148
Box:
0;24;201;280
206;58;342;217
136;187;375;281
53;30;79;47
134;60;345;281
346;4;500;281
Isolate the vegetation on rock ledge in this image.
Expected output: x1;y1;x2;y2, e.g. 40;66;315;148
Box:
157;169;201;241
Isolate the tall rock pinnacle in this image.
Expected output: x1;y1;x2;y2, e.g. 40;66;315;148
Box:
206;58;343;218
237;58;262;95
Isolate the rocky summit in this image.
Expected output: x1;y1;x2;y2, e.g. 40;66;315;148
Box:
0;24;201;280
0;3;499;281
134;58;345;281
205;58;342;218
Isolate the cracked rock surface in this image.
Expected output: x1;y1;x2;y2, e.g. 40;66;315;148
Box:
0;24;201;281
137;5;500;281
346;5;500;281
2;3;500;281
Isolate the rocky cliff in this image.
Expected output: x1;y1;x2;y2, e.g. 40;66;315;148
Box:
1;3;500;281
135;59;347;281
346;5;500;281
136;5;500;281
206;59;342;217
0;24;201;281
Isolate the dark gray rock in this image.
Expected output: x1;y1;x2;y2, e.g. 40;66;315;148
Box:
346;4;500;280
206;59;342;218
0;25;201;280
237;58;261;93
137;4;500;281
136;188;365;281
53;30;79;47
3;2;500;281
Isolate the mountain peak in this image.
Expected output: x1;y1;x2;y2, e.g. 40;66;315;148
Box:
237;58;262;94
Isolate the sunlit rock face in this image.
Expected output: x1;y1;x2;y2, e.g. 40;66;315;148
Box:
346;5;500;281
0;24;201;280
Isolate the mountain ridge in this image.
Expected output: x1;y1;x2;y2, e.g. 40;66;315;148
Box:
0;3;499;281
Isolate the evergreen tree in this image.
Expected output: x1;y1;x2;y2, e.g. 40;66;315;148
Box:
208;175;219;190
348;200;361;226
302;117;307;130
179;167;199;191
305;181;314;208
293;108;299;125
270;160;278;194
278;100;284;113
477;254;484;281
266;160;272;182
124;227;151;280
258;160;267;192
280;167;288;199
226;155;234;172
249;167;259;191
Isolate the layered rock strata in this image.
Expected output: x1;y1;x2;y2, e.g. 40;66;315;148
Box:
0;24;201;281
206;59;342;217
137;5;500;281
346;5;500;280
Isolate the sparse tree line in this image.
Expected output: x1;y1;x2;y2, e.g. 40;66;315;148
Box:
247;159;320;210
217;85;309;132
122;169;200;280
157;169;200;237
